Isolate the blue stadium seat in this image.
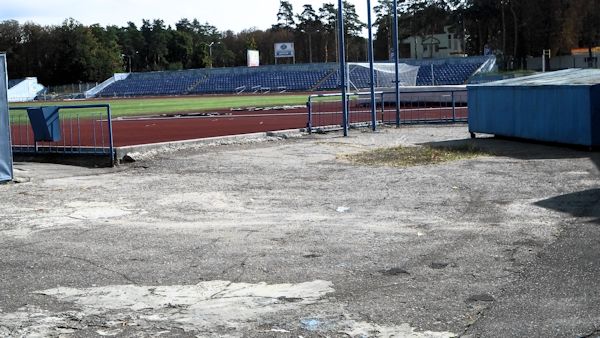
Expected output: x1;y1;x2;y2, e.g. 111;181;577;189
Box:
95;57;490;97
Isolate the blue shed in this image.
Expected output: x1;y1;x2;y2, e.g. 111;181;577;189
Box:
468;69;600;147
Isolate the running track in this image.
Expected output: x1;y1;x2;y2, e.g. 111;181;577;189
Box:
11;106;468;148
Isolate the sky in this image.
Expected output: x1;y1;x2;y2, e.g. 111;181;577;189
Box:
1;0;370;33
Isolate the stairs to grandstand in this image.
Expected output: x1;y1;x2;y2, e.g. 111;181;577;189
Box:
311;69;338;91
186;74;210;94
85;73;130;98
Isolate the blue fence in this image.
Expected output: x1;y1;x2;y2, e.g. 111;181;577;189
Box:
9;104;115;166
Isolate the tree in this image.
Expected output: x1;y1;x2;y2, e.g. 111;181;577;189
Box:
167;30;193;69
54;19;109;84
319;3;338;62
342;1;367;61
0;20;24;76
88;24;123;80
141;19;169;70
19;23;57;83
296;5;322;63
274;0;295;31
374;0;395;60
117;22;144;72
579;0;600;62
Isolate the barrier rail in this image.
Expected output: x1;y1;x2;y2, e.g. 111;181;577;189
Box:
306;89;468;133
9;104;115;166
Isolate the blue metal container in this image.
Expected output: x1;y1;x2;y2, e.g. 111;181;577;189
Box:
468;69;600;147
26;106;61;142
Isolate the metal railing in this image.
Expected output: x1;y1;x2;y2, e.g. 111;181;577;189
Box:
306;88;468;133
9;104;115;166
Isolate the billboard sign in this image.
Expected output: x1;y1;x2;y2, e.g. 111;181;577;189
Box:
0;54;13;182
247;50;260;67
275;43;295;58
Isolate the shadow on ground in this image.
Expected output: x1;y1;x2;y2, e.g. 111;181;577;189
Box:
424;137;600;225
534;189;600;225
423;136;600;162
13;153;113;168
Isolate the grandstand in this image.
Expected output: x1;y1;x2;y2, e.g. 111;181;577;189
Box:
92;56;494;98
189;67;333;94
7;77;45;102
416;62;482;85
8;79;22;89
96;69;206;97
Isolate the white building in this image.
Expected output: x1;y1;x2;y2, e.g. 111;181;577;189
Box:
402;26;465;59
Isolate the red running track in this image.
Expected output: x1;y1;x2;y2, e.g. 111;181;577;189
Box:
11;107;468;148
113;112;309;146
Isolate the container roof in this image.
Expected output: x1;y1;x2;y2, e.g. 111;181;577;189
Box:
474;69;600;86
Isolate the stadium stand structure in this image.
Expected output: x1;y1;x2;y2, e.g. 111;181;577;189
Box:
93;56;494;98
7;77;45;102
416;62;482;85
8;79;23;89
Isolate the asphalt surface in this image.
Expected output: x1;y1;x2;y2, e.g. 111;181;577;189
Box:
0;125;598;337
466;189;600;338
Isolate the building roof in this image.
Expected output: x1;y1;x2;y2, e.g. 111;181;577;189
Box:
472;69;600;86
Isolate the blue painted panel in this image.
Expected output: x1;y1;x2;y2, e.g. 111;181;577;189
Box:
469;85;595;146
26;106;61;142
591;85;600;146
0;54;12;182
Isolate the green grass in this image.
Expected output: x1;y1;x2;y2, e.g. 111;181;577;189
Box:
9;94;315;120
343;144;490;167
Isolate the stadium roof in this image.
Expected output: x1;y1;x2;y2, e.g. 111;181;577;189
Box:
474;69;600;86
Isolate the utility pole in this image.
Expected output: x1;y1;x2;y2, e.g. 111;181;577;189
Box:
121;54;132;73
393;0;401;126
367;0;377;131
338;0;348;136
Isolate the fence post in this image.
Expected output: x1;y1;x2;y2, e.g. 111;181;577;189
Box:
337;0;349;136
367;0;377;132
307;97;313;134
380;92;385;124
106;105;114;166
451;91;456;122
393;0;400;127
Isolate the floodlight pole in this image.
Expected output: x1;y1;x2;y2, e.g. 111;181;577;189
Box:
393;0;401;127
338;0;349;136
209;42;215;68
121;54;132;73
367;0;377;131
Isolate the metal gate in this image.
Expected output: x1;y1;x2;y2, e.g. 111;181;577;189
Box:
9;104;115;166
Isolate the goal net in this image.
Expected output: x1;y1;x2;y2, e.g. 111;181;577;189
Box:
347;63;420;91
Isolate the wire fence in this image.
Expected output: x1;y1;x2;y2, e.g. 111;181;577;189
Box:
35;82;99;101
307;89;468;132
9;104;115;165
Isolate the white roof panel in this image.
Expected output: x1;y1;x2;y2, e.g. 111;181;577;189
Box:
472;69;600;86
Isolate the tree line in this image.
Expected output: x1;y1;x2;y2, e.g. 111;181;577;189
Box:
0;0;598;85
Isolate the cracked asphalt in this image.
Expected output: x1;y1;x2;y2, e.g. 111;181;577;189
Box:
0;125;599;337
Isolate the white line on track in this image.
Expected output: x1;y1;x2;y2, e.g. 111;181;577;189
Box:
112;106;468;122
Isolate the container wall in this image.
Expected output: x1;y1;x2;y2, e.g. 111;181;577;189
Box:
469;85;593;146
591;85;600;146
